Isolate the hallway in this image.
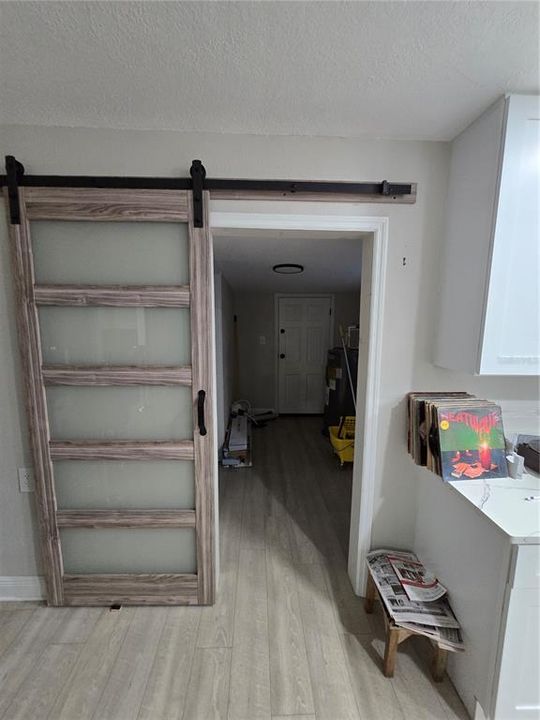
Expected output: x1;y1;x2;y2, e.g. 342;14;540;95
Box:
207;416;468;720
0;417;468;720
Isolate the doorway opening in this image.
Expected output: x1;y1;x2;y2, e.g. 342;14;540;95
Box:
210;209;387;596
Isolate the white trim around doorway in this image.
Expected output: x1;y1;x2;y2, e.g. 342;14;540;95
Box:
210;207;388;595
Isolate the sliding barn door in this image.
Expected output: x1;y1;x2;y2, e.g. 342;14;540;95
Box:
5;187;216;606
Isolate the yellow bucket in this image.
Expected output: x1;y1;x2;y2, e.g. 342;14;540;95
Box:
329;417;355;466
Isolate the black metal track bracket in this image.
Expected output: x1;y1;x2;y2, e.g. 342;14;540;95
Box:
5;155;25;225
190;160;206;228
381;180;410;196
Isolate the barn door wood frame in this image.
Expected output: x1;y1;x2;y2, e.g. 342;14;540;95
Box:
4;178;216;606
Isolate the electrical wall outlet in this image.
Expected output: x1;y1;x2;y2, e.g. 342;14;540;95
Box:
18;467;34;493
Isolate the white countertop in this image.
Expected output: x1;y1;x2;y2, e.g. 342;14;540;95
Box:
447;472;540;544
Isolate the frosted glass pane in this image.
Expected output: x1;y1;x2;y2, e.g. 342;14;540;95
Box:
31;221;189;285
60;528;196;573
54;461;194;509
47;386;193;440
39;307;190;364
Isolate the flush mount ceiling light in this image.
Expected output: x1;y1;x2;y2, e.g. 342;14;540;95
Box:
272;263;304;274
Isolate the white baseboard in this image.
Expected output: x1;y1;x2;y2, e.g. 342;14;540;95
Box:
0;576;45;601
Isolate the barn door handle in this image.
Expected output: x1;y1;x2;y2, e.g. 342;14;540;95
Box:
197;390;207;436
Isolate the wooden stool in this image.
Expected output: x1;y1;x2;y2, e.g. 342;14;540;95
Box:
364;572;448;681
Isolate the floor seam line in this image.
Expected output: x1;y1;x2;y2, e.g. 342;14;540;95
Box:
87;606;136;720
135;607;170;720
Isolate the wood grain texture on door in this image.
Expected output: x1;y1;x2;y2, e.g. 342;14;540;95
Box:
189;192;216;605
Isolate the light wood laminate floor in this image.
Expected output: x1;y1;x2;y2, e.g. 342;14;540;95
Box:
0;417;468;720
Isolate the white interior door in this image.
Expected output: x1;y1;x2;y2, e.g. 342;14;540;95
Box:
278;295;332;414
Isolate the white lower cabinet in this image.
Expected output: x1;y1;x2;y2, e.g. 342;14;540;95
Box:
492;546;540;719
414;472;540;720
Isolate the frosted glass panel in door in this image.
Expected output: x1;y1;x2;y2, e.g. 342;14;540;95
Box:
54;461;195;509
60;528;196;573
39;307;191;364
47;386;193;440
31;221;189;284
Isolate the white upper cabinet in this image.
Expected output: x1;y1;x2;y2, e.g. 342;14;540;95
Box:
436;95;540;375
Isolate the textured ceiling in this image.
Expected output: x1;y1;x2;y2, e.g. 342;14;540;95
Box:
0;1;538;140
213;229;365;292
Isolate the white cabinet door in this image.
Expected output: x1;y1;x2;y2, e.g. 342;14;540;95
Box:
493;545;540;719
494;588;540;719
481;95;540;375
278;296;332;413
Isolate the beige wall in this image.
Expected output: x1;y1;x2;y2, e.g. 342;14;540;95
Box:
0;123;537;580
235;292;275;409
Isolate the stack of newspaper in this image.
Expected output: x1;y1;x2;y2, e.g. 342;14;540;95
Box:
367;549;464;652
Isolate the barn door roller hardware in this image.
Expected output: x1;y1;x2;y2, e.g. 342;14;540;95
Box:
2;155;415;227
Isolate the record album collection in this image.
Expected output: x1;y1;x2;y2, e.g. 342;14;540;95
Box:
408;392;507;482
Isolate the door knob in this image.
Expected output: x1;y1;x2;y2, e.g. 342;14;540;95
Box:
280;353;285;359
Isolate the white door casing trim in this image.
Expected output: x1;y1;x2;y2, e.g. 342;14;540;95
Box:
274;293;335;414
210;209;388;595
